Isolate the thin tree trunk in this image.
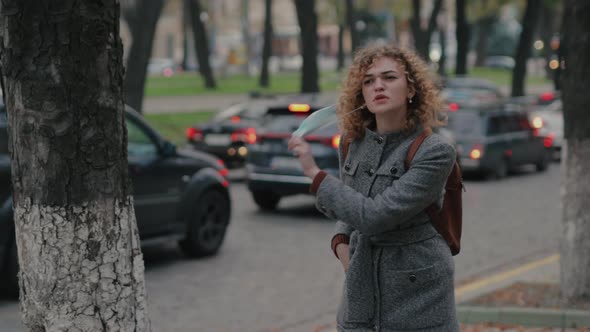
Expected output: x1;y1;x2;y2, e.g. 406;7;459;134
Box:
294;0;320;93
511;0;541;97
182;0;191;71
345;0;359;53
259;0;273;87
438;28;447;76
560;0;590;303
188;0;216;89
123;0;165;114
337;23;345;71
455;0;469;75
411;0;443;61
241;0;251;76
0;1;150;330
474;16;494;66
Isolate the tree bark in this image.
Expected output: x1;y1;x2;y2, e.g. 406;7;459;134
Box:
560;0;590;302
455;0;469;75
337;23;345;71
122;0;165;114
474;16;494;67
511;0;541;97
188;0;216;89
411;0;443;61
0;1;150;330
259;0;272;87
345;0;359;53
294;0;320;93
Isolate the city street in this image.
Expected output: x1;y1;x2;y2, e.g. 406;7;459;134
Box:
0;163;561;331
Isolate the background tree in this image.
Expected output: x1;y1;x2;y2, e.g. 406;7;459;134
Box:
470;0;508;66
121;0;165;114
241;0;252;76
455;0;470;75
510;0;540;97
410;0;443;61
187;0;216;89
346;0;360;53
294;0;320;93
259;0;273;87
0;1;150;330
559;0;590;303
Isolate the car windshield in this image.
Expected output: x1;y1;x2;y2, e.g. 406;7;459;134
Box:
447;111;483;137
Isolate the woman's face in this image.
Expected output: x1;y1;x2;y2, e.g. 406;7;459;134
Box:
361;57;413;117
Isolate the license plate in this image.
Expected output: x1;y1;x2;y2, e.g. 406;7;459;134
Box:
271;156;302;171
205;134;231;146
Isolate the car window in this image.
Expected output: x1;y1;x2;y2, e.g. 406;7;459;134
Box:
127;119;158;157
447;112;483;137
264;113;337;136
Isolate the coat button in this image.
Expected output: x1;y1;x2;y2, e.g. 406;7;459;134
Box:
367;168;375;176
344;164;351;171
409;274;417;282
389;167;397;174
376;136;384;144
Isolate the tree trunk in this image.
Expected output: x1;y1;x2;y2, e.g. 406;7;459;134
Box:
455;0;469;75
437;27;447;76
345;0;359;53
123;0;165;114
259;0;272;87
241;0;251;76
474;16;494;67
511;0;541;97
411;0;443;61
294;0;320;93
182;0;191;71
337;23;345;71
188;0;216;89
0;1;150;330
560;0;590;302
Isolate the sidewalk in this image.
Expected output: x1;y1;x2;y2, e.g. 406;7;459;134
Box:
308;254;590;332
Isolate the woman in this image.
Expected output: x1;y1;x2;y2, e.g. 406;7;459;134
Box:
288;43;459;331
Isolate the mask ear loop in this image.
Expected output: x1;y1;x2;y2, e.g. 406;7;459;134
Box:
344;104;366;115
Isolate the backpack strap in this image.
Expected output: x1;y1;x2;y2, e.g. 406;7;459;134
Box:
404;131;430;170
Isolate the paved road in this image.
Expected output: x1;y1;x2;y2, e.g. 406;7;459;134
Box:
0;162;562;331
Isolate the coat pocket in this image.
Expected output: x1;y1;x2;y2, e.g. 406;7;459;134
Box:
341;159;360;184
370;161;404;196
379;262;454;330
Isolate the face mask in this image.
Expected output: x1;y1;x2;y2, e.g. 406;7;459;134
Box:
292;104;365;137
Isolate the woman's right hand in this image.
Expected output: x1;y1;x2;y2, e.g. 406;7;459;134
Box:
335;243;350;272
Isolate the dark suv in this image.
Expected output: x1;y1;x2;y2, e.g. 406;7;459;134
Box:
0;106;232;297
246;96;340;210
447;102;550;179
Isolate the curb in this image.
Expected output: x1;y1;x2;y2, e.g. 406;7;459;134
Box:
457;305;590;329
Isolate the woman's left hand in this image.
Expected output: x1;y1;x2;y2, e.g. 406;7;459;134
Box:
288;135;321;179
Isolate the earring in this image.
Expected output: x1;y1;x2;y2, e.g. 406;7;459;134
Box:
408;97;413;104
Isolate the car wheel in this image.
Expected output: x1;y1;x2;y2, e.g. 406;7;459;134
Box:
536;150;550;172
490;159;508;180
0;238;19;299
252;191;280;210
179;190;230;258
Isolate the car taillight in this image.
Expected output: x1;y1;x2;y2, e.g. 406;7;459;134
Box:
532;116;543;129
231;127;257;144
288;103;310;113
448;103;460;112
470;144;483;160
539;92;555;102
186;127;203;141
331;134;341;149
217;159;229;184
544;132;555;148
230;116;241;123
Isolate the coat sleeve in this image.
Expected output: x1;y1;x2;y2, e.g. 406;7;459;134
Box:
315;138;456;235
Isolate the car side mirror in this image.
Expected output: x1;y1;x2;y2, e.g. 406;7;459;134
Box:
161;141;176;157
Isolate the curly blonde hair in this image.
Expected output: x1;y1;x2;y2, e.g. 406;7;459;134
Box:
337;43;445;140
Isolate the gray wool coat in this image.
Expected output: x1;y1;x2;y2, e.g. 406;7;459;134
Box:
314;127;459;332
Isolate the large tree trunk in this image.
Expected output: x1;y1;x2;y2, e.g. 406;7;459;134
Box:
122;0;165;114
259;0;273;87
455;0;469;75
188;0;216;89
560;0;590;303
0;1;150;330
294;0;320;93
345;0;359;53
511;0;541;97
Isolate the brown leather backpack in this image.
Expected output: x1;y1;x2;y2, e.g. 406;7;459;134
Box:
342;131;464;255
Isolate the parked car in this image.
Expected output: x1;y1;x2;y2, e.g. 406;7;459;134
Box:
0;105;232;297
529;99;563;160
186;101;273;168
442;77;505;104
484;56;515;70
446;101;550;179
246;95;340;210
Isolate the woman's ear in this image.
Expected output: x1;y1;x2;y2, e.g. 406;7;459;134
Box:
407;86;416;100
